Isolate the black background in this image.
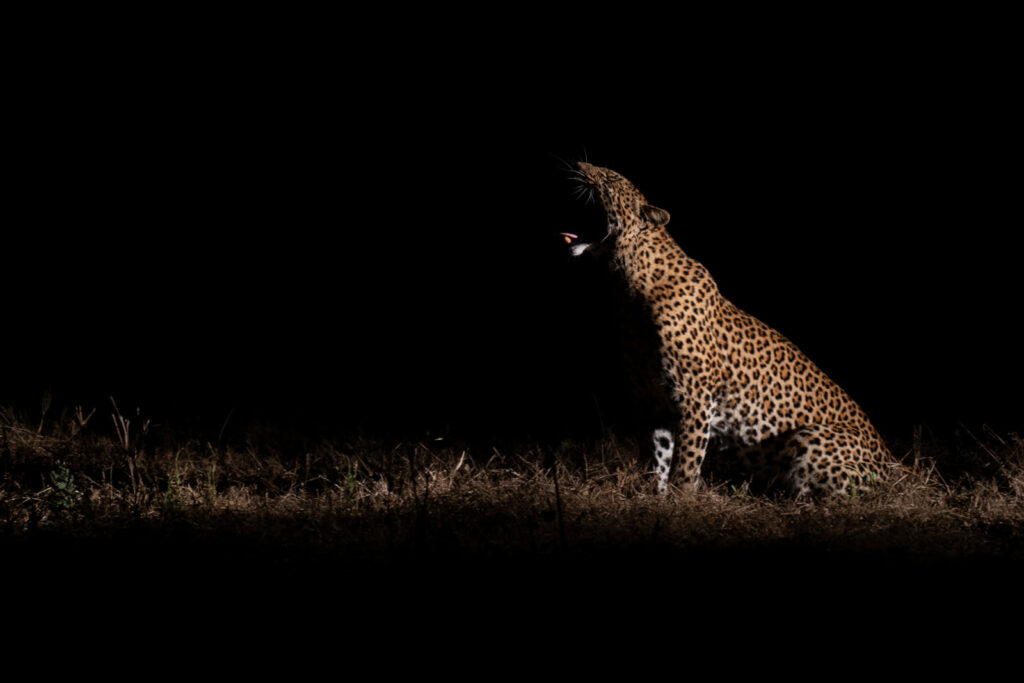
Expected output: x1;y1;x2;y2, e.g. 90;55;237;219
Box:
5;20;1020;442
3;14;1023;661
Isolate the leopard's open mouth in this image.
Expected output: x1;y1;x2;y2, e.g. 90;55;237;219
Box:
560;231;593;257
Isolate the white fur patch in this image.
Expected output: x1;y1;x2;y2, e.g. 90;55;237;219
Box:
653;428;674;494
569;242;592;257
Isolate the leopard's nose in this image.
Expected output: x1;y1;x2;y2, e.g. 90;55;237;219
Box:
577;162;598;180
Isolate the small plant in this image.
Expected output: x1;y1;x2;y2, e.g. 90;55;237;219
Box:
730;480;753;500
203;463;218;507
162;451;185;514
49;465;81;511
337;455;359;498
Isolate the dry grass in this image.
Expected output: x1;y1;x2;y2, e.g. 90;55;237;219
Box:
4;400;1023;656
2;401;1022;565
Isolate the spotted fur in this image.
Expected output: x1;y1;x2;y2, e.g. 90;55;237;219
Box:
571;162;899;496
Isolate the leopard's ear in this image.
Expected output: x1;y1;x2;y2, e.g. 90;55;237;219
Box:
641;204;670;227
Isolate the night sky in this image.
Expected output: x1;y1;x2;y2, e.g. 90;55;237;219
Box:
6;34;1020;441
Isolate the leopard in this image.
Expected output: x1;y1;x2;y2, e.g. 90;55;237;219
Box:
564;161;900;497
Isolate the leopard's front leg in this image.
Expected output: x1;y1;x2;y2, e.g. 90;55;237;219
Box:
655;381;714;492
674;390;714;490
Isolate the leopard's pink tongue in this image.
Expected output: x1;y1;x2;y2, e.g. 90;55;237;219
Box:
560;232;579;244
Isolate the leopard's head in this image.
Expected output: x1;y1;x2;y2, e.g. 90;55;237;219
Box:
564;162;670;256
